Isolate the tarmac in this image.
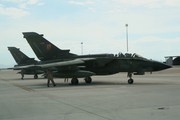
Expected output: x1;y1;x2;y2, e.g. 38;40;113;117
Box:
0;67;180;120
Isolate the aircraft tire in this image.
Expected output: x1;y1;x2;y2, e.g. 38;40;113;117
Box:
128;79;134;84
85;77;92;83
71;78;79;85
34;75;38;79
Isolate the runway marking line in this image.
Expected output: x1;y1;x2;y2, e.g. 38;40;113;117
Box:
13;83;34;92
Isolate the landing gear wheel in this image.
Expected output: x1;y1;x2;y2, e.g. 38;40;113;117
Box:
85;77;92;83
71;78;79;85
34;74;38;79
128;79;134;84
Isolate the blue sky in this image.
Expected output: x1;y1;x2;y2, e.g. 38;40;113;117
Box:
0;0;180;67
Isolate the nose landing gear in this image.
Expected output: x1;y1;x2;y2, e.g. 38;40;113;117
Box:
34;74;38;79
127;72;134;84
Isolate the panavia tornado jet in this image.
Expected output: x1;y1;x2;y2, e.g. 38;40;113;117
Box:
8;47;44;79
18;32;171;85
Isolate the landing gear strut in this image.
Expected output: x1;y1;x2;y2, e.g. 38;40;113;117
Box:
84;77;92;83
127;72;134;84
71;78;79;85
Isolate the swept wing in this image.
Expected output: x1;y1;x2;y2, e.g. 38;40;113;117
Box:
12;58;95;70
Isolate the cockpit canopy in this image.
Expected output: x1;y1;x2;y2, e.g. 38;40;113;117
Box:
115;52;146;59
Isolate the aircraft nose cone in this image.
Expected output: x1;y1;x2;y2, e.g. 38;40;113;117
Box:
153;61;172;71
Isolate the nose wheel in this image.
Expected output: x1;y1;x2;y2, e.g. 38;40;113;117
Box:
128;78;134;84
127;72;134;84
34;74;38;79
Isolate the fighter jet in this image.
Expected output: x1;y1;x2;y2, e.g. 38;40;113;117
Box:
19;32;171;84
8;47;44;79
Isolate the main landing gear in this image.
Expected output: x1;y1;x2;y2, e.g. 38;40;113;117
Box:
127;72;134;84
71;78;79;85
84;76;92;83
71;77;92;85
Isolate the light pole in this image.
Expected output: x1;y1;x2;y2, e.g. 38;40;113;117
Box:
125;24;128;52
81;42;83;55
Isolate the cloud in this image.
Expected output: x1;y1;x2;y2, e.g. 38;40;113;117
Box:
37;2;44;6
69;1;85;5
27;0;44;5
86;1;94;4
1;0;44;14
0;5;30;19
27;0;39;5
19;3;27;8
112;0;180;8
5;0;25;3
112;0;162;8
165;0;180;6
6;0;40;4
88;7;96;12
18;0;44;9
107;9;127;13
69;0;94;5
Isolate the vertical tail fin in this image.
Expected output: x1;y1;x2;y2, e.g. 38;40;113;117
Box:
22;32;77;61
8;47;37;65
